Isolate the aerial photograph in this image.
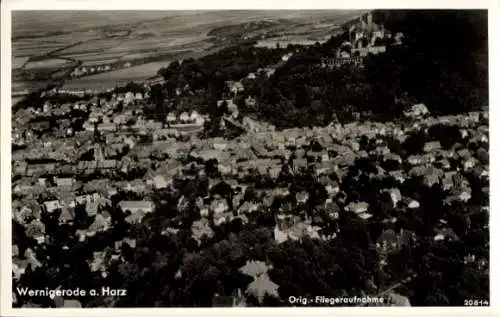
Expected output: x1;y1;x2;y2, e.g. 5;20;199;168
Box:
10;9;489;308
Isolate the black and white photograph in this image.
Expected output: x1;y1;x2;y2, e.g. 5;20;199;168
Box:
0;0;496;314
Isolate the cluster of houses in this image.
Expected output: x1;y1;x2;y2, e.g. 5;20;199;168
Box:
70;65;112;78
70;61;135;79
11;74;488;308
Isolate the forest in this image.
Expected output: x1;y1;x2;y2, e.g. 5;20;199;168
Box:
151;10;487;130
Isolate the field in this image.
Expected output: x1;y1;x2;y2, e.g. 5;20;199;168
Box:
62;60;172;91
24;58;71;70
12;57;29;70
57;41;119;55
12;43;69;57
12;10;367;96
11;81;48;98
81;59;123;67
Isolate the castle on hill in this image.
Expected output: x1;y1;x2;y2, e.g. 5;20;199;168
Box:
323;12;404;68
337;12;387;59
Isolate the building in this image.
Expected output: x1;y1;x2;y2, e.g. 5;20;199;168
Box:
326;12;389;69
179;112;190;123
118;201;154;214
166;112;177;123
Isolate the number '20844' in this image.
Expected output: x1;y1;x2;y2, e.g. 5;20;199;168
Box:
464;299;489;306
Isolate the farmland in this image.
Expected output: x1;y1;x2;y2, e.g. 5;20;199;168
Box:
12;10;366;98
24;58;71;70
12;57;29;70
62;60;172;91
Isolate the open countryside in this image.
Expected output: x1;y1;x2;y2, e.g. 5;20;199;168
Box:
12;10;366;101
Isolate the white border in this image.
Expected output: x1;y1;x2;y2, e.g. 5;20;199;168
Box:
1;0;498;316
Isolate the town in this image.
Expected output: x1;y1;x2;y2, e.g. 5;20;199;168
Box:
11;10;489;308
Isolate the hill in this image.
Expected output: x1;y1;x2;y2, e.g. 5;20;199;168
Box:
245;10;488;128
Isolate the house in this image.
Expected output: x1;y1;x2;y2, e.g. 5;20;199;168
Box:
346;201;369;214
282;52;293;62
238;201;259;214
218;164;233;175
245;96;257;107
24;219;46;244
87;213;110;235
239;260;272;278
245;274;279;304
296;191;309;204
227;100;238;114
116;237;137;249
124;92;135;105
210;199;229;216
227;81;244;95
44;200;62;213
190;110;205;125
99;160;118;170
423;141;441;153
191;218;214;245
166;112;177;123
124;210;146;224
85;201;100;216
180;112;190;122
55;177;74;188
25;248;42;270
358;212;373;220
269;166;281;179
404;103;429;118
407;156;423;166
13;161;28;176
118;201;154;214
383;188;401;207
292;158;308;172
116;93;126;101
13;259;29;280
464;158;476;170
212;138;228;150
275;214;298;232
408;200;420;209
14;206;33;225
434;228;458;241
153;175;168;189
97;123;117;132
